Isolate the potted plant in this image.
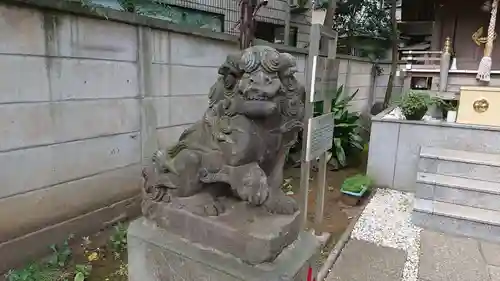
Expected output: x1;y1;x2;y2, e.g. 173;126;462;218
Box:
394;91;440;121
340;174;372;206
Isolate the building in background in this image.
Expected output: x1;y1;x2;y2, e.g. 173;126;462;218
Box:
90;0;312;48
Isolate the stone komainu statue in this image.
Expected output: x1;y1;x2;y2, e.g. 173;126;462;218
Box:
142;46;305;215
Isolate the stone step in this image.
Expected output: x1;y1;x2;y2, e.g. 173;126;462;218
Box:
419;147;500;182
420;147;500;167
416;172;500;211
413;199;500;243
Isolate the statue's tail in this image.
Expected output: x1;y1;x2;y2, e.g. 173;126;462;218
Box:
167;141;188;158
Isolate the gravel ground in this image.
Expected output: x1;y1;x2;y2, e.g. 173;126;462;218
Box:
351;189;422;281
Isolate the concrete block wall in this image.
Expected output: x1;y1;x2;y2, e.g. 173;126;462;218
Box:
335;57;402;114
0;4;145;271
336;59;374;114
148;30;236;148
374;64;404;103
0;0;390;271
0;1;312;272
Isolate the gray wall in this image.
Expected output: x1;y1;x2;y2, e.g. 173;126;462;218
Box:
0;0;395;271
335;59;403;115
367;116;500;192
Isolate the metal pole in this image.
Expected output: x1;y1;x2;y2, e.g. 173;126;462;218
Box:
239;0;248;50
299;24;321;229
284;0;291;45
439;37;451;93
314;32;338;234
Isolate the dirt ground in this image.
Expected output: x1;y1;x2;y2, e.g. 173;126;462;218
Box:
3;153;370;280
286;152;369;241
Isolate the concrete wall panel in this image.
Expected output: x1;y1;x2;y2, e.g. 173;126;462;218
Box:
169;95;208;126
49;58;138;100
151;29;170;64
170;65;219;96
0;55;50;103
0;5;45;55
0;133;140;198
0;164;141;242
0;99;140;152
170;33;236;67
52;15;138;61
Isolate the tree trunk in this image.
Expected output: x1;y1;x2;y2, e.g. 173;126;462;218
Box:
383;0;399;108
323;0;336;28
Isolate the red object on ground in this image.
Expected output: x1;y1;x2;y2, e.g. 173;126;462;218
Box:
307;266;316;281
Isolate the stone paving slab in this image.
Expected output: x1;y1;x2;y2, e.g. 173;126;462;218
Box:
488;265;500;281
419;230;490;281
327;239;406;281
481;241;500;267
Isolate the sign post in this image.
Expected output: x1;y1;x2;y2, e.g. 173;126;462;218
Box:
299;22;339;234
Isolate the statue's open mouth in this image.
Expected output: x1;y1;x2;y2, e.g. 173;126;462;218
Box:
247;94;267;101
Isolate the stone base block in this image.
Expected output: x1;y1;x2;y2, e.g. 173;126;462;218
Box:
142;195;301;264
128;218;319;281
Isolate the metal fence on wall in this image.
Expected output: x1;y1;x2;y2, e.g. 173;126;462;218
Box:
89;0;304;46
90;0;241;36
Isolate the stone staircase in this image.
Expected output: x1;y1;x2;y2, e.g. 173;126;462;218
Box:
412;146;500;243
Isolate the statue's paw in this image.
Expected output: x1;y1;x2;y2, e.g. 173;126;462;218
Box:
249;185;270;206
203;200;225;216
236;181;269;206
145;185;173;203
152;150;166;169
263;192;299;215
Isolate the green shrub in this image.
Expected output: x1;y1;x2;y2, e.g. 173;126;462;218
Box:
393;90;442;120
287;85;365;169
313;85;365;168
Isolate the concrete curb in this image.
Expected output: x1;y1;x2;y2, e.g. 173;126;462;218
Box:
315;232;332;246
316;189;378;281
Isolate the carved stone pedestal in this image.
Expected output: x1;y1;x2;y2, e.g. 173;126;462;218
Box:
128;218;320;281
142;194;302;264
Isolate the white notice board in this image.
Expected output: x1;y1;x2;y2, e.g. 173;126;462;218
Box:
305;112;335;162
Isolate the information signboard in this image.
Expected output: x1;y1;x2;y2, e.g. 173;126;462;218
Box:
305;112;335;162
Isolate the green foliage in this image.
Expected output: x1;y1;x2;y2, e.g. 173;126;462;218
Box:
5;236;74;281
341;174;373;194
334;0;392;58
5;263;62;281
5;225;130;281
74;264;92;281
109;261;129;279
393;91;442;120
109;223;128;256
48;236;73;268
335;0;391;38
313;85;365;168
312;0;394;59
